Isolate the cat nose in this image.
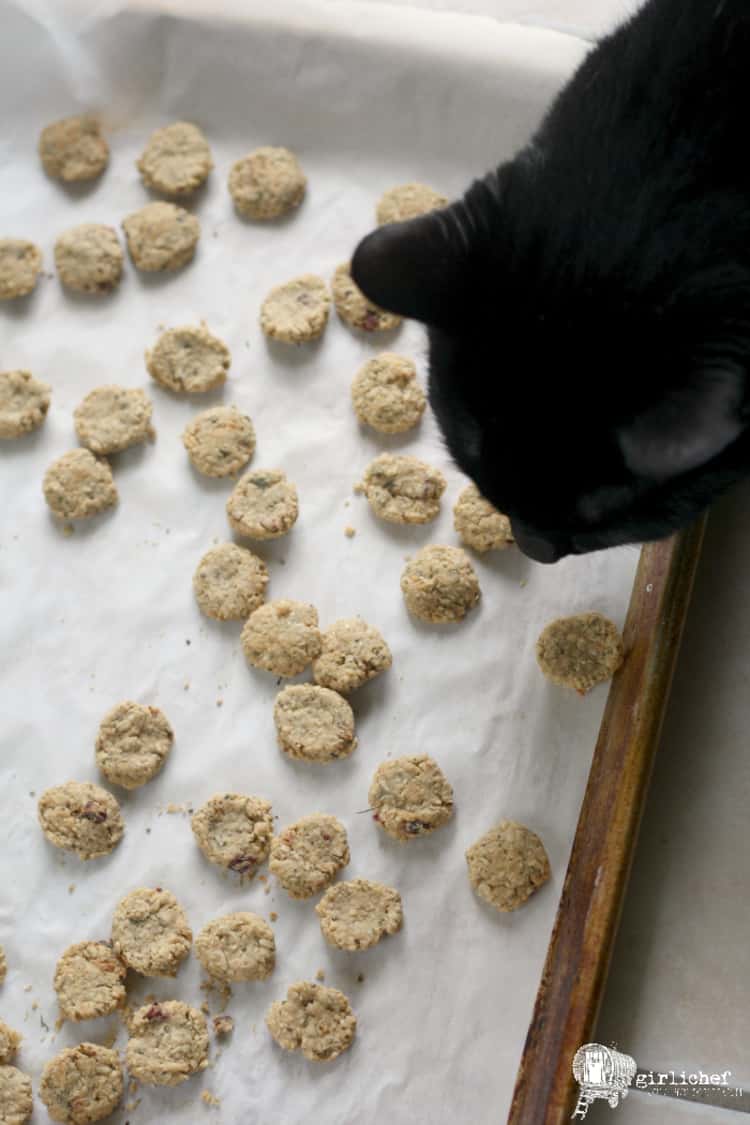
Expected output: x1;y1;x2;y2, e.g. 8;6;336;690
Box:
512;525;567;564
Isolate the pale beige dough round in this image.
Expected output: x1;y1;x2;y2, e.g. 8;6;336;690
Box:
226;469;298;540
351;353;426;433
55;224;123;294
54;941;126;1021
111;887;192;977
316;878;403;951
39;116;109;182
126;1001;208;1087
195;912;276;982
0;1066;33;1125
0;370;51;439
191;793;273;875
193;542;268;621
536;612;624;695
241;600;320;676
401;544;480;624
332;261;401;332
38;781;124;860
229;146;306;219
122;202;200;271
0;1021;20;1064
369;754;454;841
270;814;350;899
376;181;448;224
260;274;330;343
95;701;173;790
137;122;213;196
466;820;551;912
43;450;118;521
146;325;230;393
266;981;356;1062
0;240;42;300
39;1043;122;1124
74;386;154;455
182;405;254;476
453;483;514;552
312;617;392;694
362;453;446;524
274;685;356;764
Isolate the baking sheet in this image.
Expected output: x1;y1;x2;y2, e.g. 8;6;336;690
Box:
0;3;638;1121
327;0;638;42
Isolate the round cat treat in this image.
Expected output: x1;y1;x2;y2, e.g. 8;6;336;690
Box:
273;684;356;763
332;261;401;332
126;1001;208;1087
0;239;43;300
270;814;350;899
369;754;454;841
351;353;426;433
39;116;109;182
182;405;255;476
0;370;51;438
0;1066;33;1125
260;274;330;343
226;469;298;540
95;701;173;790
316;879;403;951
376;181;448;225
43;449;118;520
40;1043;123;1124
137;121;213;196
453;484;514;553
74;386;154;455
195;912;276;983
536;612;624;694
362;453;446;525
228;146;306;219
466;820;550;912
191;793;273;876
111;888;192;977
123;201;200;271
241;600;320;676
146;325;230;393
401;544;480;624
54;941;127;1021
266;981;356;1062
54;224;123;294
38;781;124;860
0;1021;20;1064
193;542;268;621
312;617;392;694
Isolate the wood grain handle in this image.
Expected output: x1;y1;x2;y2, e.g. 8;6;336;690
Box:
508;517;707;1124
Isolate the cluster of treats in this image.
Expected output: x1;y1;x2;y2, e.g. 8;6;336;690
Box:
19;750;555;1116
1;113;628;1123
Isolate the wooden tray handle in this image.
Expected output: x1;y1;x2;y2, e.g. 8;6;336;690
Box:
508;516;707;1124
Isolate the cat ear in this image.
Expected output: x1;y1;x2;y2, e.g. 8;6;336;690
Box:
351;206;470;326
618;365;746;480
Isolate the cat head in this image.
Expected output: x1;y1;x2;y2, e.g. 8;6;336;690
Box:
351;172;749;562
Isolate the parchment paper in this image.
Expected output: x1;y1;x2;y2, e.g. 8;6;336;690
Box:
0;3;638;1121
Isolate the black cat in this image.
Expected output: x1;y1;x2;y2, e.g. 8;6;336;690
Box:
352;0;750;563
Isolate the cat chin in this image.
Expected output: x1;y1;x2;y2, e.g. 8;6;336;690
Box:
511;527;568;564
